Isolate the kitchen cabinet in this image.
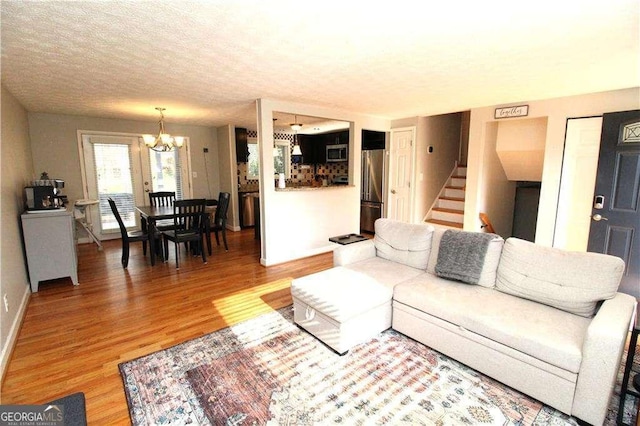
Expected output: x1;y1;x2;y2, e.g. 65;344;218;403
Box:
298;135;320;164
298;130;349;164
326;130;348;146
21;209;78;292
235;127;248;163
362;130;385;150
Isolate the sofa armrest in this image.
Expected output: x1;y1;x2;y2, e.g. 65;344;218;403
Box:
333;239;376;267
572;292;636;425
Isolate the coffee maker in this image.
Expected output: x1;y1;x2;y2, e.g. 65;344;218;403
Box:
25;173;67;211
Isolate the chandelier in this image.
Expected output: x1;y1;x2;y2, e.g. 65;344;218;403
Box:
141;107;184;152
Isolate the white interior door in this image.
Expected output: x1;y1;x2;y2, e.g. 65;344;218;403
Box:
553;117;603;250
388;128;415;222
81;134;146;239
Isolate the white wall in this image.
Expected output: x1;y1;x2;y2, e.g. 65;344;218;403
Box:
28;113;220;205
465;87;640;244
413;113;462;222
256;99;389;266
467;120;516;237
496;117;547;181
1;85;34;381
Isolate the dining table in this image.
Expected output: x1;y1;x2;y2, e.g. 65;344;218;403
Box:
136;203;217;266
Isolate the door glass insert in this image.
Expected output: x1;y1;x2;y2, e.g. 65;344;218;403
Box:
148;148;183;199
92;143;136;231
621;122;640;144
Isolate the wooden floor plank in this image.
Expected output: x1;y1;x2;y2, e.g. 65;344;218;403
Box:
1;229;332;424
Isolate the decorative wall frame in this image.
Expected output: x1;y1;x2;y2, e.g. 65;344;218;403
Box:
495;105;529;119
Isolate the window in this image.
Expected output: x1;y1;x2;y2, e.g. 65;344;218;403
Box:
274;139;291;177
247;139;259;180
246;138;291;180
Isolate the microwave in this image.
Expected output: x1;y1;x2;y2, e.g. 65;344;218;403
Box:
326;144;348;162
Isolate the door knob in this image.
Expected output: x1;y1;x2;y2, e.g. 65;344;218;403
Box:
591;214;608;221
391;189;397;194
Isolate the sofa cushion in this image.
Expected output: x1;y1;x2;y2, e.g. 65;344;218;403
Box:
291;266;393;323
374;219;433;270
393;274;591;373
343;257;426;290
427;228;504;288
496;238;624;317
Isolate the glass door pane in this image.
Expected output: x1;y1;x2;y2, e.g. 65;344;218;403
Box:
82;134;144;237
148;149;183;199
93;143;136;231
140;139;192;203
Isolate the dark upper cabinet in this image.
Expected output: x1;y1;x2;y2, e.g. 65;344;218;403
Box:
297;130;350;164
297;135;317;164
235;127;248;163
362;130;385;150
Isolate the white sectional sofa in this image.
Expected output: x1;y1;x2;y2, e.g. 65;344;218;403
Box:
306;218;637;425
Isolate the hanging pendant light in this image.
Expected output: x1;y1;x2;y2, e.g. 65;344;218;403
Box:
290;115;303;155
141;107;184;152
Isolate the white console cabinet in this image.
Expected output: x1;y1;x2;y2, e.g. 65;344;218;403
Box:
21;209;78;292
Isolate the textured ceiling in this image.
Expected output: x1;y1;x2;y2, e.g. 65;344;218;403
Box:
1;1;638;130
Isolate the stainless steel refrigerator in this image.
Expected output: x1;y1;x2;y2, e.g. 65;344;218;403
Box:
361;149;384;233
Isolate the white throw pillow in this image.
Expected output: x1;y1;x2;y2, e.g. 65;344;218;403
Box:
496;238;625;317
374;219;434;270
427;228;504;288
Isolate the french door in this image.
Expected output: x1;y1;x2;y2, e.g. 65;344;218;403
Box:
80;132;192;240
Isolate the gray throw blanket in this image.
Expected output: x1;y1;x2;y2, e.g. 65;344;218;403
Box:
435;230;496;284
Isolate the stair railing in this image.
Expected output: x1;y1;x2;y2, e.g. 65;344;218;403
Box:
479;213;496;234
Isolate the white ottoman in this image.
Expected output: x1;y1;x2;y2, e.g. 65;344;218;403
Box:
291;266;393;354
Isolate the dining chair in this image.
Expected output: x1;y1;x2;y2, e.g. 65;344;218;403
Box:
148;191;176;231
108;198;152;268
207;192;230;254
162;199;207;269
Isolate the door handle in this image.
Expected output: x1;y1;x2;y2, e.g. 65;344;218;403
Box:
390;189;396;194
591;214;608;221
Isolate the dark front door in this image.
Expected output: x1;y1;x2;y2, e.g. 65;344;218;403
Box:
587;110;640;297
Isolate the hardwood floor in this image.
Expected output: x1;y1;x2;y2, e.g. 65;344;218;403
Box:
1;229;333;424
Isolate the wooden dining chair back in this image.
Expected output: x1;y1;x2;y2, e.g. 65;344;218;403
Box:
162;199;207;269
148;191;176;231
108;197;150;268
211;192;231;252
149;191;175;207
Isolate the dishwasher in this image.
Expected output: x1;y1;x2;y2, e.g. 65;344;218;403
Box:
241;192;256;227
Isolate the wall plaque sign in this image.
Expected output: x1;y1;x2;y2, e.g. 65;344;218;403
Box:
495;105;529;119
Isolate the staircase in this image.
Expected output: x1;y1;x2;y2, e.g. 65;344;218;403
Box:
425;165;466;229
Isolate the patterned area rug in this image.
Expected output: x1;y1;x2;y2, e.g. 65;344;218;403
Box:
119;307;638;425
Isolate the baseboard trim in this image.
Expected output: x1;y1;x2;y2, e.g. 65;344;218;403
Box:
260;244;334;267
0;285;30;384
